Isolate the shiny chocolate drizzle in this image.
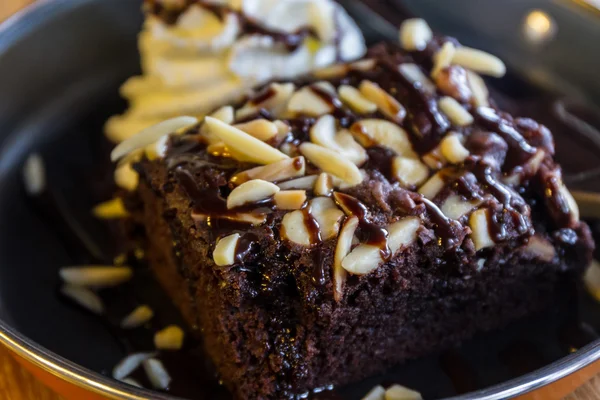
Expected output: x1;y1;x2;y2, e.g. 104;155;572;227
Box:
154;39;587;287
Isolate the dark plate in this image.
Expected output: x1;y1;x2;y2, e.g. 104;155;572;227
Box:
1;1;600;399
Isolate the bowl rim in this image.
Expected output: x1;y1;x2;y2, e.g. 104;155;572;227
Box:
1;1;600;400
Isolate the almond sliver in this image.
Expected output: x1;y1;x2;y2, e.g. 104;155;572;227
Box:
300;143;363;185
204;117;288;164
111;116;197;161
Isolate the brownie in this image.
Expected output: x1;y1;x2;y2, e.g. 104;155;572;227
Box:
121;23;594;399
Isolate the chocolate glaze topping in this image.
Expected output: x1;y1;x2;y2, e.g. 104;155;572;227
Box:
475;107;537;171
420;197;462;249
303;206;322;245
136;37;586;296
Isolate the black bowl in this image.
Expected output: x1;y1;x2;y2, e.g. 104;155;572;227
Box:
1;1;600;399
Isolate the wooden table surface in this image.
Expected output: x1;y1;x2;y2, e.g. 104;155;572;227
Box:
0;1;599;399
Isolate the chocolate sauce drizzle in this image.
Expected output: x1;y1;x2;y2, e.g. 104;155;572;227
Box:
469;160;533;239
142;31;586;309
420;197;462;249
303;206;322;245
475;107;537;171
333;193;391;259
234;232;259;264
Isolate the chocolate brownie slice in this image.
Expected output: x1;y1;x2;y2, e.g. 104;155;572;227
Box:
114;19;594;399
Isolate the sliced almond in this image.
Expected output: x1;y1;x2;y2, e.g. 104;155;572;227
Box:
300;143;363;185
204;117;288;164
22;153;45;196
287;86;336;117
92;198;129;219
453;47;506;78
231;156;305;186
335;130;369;165
338;85;377;114
60;266;132;288
333;216;358;302
440;132;470;163
362;385;386;400
385;384;422;400
466;70;489;107
351;119;417;158
399;63;436;94
227;179;280;209
525;149;546;177
313;63;348;79
237;83;295;120
314;173;333;197
435;65;473;103
111;116;197;161
121;305;154;329
113;352;155;380
200;106;234;144
342;244;383;275
359;80;406;124
120;378;142;388
441;194;480;220
422;146;446;170
310;115;367;165
392;157;430;187
274;190;307;210
558;183;580;223
144;135;170;160
525;235;556;262
313;81;337;94
431;41;456;78
225;139;275;162
143;358;171;390
418;172;446;200
280;142;297;157
438;97;474;127
388;217;421;255
278;175;319;190
469;208;495;251
351;58;377;71
310;197;345;240
310;114;336;145
233;119;278;142
114;162;139;192
584;260;600;302
60;284;104;315
399;18;433;51
213;233;240;267
281;210;311;246
330;170;368;190
208;213;267;227
154;325;185;350
210;105;234;124
274;119;291;139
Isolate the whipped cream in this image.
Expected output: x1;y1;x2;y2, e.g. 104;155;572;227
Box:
105;0;366;142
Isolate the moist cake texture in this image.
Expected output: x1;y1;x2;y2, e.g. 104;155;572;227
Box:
115;19;594;399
